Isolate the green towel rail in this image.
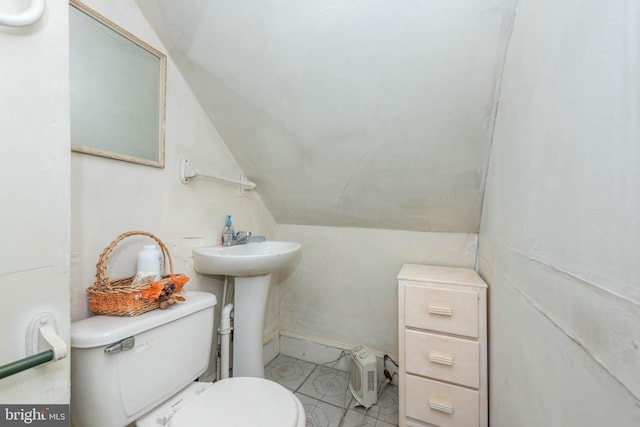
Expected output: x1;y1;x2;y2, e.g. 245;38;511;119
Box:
0;350;54;380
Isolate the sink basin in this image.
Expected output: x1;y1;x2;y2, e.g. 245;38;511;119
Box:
192;241;301;277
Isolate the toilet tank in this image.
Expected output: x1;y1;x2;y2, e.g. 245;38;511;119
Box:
70;291;217;427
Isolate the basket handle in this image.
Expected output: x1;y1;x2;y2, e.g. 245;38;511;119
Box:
95;231;174;289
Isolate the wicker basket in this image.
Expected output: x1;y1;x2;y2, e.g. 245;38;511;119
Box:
86;231;187;316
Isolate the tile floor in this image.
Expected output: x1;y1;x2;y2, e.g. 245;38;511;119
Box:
265;354;399;427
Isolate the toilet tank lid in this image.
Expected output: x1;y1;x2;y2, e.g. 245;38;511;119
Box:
71;291;216;348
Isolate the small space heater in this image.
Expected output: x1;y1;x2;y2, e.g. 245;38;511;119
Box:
348;345;378;408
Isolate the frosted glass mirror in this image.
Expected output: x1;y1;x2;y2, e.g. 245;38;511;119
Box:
69;0;166;168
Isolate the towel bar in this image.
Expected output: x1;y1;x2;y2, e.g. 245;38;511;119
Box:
0;350;53;380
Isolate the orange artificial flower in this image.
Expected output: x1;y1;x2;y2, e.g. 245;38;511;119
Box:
139;275;189;302
140;281;164;301
170;274;189;292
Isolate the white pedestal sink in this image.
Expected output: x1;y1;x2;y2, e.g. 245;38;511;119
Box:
193;241;301;378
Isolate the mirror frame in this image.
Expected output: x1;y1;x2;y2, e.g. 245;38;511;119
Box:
69;0;167;168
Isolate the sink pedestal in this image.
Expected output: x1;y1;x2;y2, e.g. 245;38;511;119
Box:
192;241;301;378
232;273;271;377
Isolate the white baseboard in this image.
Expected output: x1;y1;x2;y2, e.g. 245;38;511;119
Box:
275;331;399;385
262;330;280;366
279;331;351;370
209;330;399;386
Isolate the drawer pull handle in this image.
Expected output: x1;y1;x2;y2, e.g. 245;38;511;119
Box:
429;353;453;366
429;400;454;414
428;305;453;316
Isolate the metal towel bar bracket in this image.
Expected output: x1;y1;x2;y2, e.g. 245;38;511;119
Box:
0;312;67;380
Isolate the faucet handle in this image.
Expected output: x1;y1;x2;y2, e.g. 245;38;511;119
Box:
233;231;252;244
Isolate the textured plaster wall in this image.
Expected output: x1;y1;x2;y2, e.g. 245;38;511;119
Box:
136;0;518;233
478;0;640;424
0;1;70;403
277;225;477;356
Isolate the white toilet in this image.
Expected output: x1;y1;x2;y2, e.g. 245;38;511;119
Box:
70;291;305;427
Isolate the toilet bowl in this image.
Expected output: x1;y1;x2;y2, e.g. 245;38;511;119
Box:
138;377;305;427
70;291;304;427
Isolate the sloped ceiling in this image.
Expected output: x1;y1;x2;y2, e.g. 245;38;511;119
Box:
136;0;517;232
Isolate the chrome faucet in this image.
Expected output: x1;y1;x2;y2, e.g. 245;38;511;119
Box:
232;231;266;245
232;231;251;245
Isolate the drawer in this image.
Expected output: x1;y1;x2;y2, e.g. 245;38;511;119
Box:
406;420;437;427
405;330;479;389
405;375;479;427
404;284;479;338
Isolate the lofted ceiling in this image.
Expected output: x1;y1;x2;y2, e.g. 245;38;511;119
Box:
136;0;517;232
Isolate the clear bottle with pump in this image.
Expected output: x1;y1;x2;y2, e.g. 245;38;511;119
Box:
137;244;162;280
222;215;234;246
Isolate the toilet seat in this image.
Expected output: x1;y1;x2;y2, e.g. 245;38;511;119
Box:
169;377;304;427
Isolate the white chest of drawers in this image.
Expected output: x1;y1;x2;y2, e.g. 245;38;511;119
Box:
398;264;488;427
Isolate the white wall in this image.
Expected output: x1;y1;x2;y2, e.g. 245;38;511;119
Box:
479;0;640;425
0;1;70;403
277;225;477;356
136;0;518;233
70;0;278;339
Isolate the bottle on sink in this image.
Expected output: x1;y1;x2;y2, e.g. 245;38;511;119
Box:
222;215;234;246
